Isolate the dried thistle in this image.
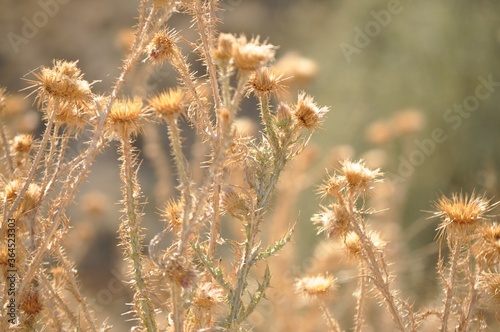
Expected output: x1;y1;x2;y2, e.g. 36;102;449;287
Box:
145;29;178;64
295;274;337;302
231;35;276;72
148;87;186;122
106;97;147;138
294;91;329;130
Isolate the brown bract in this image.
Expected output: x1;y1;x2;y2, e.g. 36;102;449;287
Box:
295;274;337;301
107;97;147;138
232;35;276;72
148;87;186;122
294;92;329;130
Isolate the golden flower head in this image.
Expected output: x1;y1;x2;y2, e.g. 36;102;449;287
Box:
295;274;337;301
213;33;236;64
148;87;186;122
162;199;183;233
107;97;147;138
25;60;92;108
434;192;494;237
3;179;41;215
478;272;500;306
232;35;276;72
248;67;286;98
12;134;33;155
293;92;329;130
312;203;351;239
340;159;382;195
317;173;345;200
472;222;500;267
145;29;178;64
20;289;43;316
164;253;197;289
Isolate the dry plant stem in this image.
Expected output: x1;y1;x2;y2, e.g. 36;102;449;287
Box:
319;299;342;332
346;193;409;332
259;96;279;152
194;0;221;111
440;238;462;332
120;137;157;331
38;270;78;327
4;105;54;222
354;265;367;332
171;281;184;332
0;122;14;174
17;4;156;307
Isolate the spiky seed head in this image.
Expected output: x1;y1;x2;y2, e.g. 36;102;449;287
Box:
163;199;183;233
213;33;236;64
340;159;382;195
434;192;493;238
248;67;285;98
472;223;500;268
3;180;41;215
107;97;146;138
145;29;177;64
25;60;92;108
295;274;337;301
276;102;293;125
12;134;33;154
149;87;186;122
164;253;197;289
232;35;276;72
478;272;500;306
312;204;351;239
293;92;329;130
20;289;43;316
317;174;345;200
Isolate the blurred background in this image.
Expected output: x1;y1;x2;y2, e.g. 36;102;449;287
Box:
1;0;500;330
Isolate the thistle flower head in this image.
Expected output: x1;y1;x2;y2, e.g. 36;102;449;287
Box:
148;87;186;122
317;173;345;200
340;159;382;195
221;187;249;220
472;222;500;267
312;204;351;239
295;274;337;301
293;92;329;130
106;97;147;138
434;192;494;238
20;289;43;316
145;29;178;64
248;67;286;98
162;199;183;233
232;35;276;72
478;272;500;306
24;60;92;108
12;134;33;155
213;33;236;64
3;179;41;215
164;253;197;289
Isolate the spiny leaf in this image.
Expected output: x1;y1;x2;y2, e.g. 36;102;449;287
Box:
256;223;296;262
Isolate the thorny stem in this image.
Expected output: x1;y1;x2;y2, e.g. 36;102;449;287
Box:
0;122;14;174
354;264;367;332
319;299;341;332
16;3;157;310
259;96;279;152
120;137;158;331
441;238;462;332
171;281;184;332
4;101;55;223
346;193;409;332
